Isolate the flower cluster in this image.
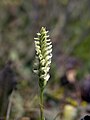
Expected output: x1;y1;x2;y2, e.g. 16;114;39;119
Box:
34;27;52;90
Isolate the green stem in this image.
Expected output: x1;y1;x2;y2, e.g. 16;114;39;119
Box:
40;89;44;120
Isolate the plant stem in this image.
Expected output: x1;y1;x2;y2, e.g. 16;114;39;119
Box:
40;89;44;120
6;91;14;120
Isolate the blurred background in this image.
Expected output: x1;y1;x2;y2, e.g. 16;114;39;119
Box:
0;0;90;120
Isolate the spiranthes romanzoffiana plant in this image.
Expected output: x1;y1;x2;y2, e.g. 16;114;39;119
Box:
34;27;52;120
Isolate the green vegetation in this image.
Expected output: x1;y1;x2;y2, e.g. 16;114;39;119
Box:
34;27;52;120
0;0;90;119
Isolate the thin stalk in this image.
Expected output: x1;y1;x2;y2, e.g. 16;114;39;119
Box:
40;89;44;120
6;91;14;120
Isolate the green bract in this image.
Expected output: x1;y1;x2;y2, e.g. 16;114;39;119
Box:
34;27;52;90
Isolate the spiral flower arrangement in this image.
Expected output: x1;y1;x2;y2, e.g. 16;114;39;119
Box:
34;27;52;120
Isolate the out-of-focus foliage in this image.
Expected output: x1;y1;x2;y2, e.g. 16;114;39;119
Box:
63;105;77;120
0;0;90;80
10;91;24;120
0;0;90;119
